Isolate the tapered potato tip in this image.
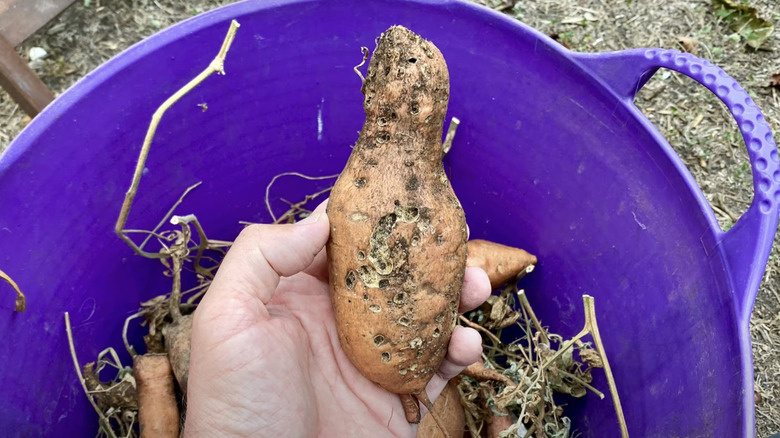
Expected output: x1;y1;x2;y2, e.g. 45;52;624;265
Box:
418;381;465;438
134;354;180;438
164;313;193;395
466;239;537;289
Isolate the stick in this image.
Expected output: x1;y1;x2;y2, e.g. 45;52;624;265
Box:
1;268;25;312
414;391;451;438
583;295;628;437
65;312;118;438
538;295;628;438
442;117;460;154
460;314;503;346
516;290;547;345
264;172;338;223
114;20;240;256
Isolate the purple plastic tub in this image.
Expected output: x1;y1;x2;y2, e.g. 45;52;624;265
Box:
1;0;778;436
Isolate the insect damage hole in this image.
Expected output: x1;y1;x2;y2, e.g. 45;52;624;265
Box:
381;352;391;363
345;271;356;290
408;57;417;63
369;304;382;313
374;335;386;346
393;293;406;304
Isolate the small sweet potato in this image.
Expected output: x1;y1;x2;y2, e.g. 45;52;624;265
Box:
134;353;180;438
327;25;467;427
466;240;537;289
164;313;193;395
418;380;465;438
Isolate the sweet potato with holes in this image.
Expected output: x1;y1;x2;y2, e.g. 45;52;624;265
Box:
326;25;467;429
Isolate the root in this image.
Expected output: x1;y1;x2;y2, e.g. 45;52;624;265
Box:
400;393;420;423
134;354;180;438
415;391;451;438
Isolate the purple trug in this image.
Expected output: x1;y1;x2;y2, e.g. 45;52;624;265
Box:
0;0;777;436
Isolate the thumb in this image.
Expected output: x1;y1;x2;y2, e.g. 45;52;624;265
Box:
199;200;330;319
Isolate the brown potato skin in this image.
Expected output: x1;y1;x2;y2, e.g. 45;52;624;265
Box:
418;381;466;438
327;26;467;396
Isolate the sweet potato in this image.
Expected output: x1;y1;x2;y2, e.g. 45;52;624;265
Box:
327;25;467;428
418;380;466;438
466;240;537;289
163;313;193;395
134;353;180;438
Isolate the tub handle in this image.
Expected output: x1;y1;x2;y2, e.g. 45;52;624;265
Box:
570;48;779;320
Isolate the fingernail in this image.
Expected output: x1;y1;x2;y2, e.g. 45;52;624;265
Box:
296;212;322;225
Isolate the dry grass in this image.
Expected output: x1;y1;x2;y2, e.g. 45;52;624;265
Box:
0;0;778;435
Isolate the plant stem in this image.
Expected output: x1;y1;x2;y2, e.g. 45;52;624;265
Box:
115;20;240;256
517;290;548;345
582;295;628;438
460;314;503;346
442;116;460;154
1;268;25;312
65;312;118;438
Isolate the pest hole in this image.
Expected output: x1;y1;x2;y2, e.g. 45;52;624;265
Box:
345;271;356;290
357;250;366;260
379;279;389;289
381;352;391;362
398;317;410;327
393;293;406;304
354;177;367;188
374;335;385;346
408;57;417;63
376;131;391;144
433;328;441;338
363;294;370;301
369;304;381;313
409;101;420;115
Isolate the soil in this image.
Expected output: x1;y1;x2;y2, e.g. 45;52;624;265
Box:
0;0;778;435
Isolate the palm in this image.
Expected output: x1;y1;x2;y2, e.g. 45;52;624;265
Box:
185;209;488;437
190;261;421;437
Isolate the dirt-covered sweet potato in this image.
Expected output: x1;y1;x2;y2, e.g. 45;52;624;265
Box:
326;25;467;427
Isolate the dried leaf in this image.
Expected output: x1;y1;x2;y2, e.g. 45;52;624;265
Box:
770;73;780;88
579;346;603;368
711;0;774;49
677;36;699;54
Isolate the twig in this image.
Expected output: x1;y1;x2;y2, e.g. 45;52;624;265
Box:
65;312;118;438
139;182;202;250
583;295;628;437
558;369;605;399
123;312;142;357
114;20;240;256
354;46;369;90
460;314;503;346
442;117;460;154
1;268;25;312
264;172;338;222
539;295;628;438
516;290;547;345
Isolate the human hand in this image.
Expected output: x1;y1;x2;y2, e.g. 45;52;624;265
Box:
184;200;491;437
